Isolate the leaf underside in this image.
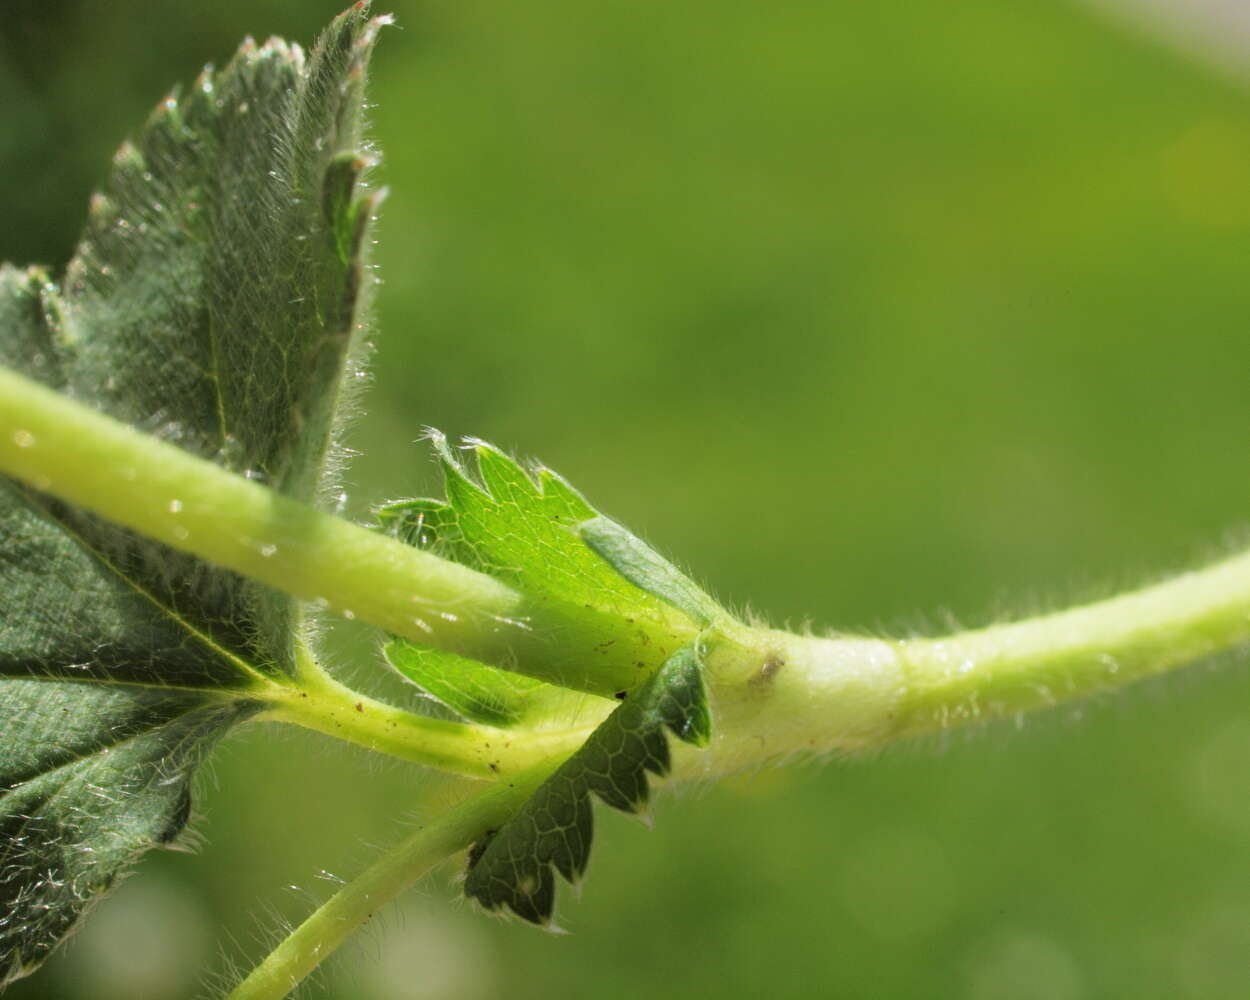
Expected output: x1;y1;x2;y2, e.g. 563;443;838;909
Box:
0;5;384;983
464;643;711;925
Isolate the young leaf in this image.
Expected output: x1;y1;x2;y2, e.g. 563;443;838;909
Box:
463;643;711;925
382;639;601;730
580;516;725;628
0;6;385;983
378;436;728;696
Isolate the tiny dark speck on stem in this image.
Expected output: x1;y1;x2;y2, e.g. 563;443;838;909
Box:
355;702;364;712
751;656;785;687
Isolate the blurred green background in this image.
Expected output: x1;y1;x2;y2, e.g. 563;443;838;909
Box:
5;1;1250;997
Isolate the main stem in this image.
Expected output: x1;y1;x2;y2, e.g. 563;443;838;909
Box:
11;363;1250;997
0;366;668;698
6;361;1250;770
0;366;521;655
690;553;1250;775
225;764;556;1000
895;551;1250;733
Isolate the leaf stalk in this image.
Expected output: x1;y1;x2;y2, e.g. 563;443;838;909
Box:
257;652;597;780
224;763;556;1000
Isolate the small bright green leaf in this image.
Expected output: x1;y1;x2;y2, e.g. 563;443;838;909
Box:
464;643;711;925
580;515;725;627
376;496;467;559
431;433;668;617
1;6;385;982
379;435;728;696
382;639;599;730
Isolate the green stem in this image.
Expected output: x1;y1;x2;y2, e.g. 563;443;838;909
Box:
230;545;1250;995
259;654;595;780
7;364;1250;772
893;549;1250;734
0;365;670;698
692;552;1250;775
225;764;556;1000
0;365;521;654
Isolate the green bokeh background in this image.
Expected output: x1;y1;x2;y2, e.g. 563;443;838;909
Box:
5;1;1250;997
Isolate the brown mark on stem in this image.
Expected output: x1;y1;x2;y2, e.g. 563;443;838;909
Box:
749;655;785;689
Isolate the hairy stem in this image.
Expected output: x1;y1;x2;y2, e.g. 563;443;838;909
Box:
0;365;671;698
692;552;1250;775
0;366;521;653
225;764;557;1000
7;363;1250;775
259;653;596;779
893;551;1250;734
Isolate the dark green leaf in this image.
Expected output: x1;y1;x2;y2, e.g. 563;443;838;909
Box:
464;643;711;925
0;6;385;982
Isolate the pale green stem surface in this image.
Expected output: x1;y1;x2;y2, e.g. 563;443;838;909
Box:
689;553;1250;775
6;361;1250;774
225;763;557;1000
894;550;1250;733
10;362;1250;997
257;654;595;780
0;366;522;654
228;542;1250;999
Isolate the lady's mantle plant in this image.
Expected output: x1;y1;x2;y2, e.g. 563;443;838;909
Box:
4;6;1250;998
